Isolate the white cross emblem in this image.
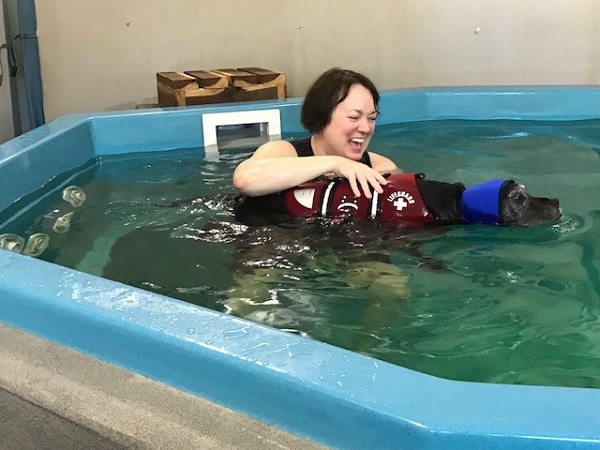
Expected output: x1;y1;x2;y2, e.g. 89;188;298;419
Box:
393;197;409;211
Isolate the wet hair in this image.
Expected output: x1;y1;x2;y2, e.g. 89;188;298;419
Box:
300;68;380;134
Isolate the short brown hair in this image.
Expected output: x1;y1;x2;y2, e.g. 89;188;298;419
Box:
301;68;380;134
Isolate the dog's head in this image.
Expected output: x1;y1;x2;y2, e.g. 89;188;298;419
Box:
500;181;561;227
461;179;561;227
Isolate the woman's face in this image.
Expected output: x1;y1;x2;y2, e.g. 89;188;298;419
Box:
319;83;378;160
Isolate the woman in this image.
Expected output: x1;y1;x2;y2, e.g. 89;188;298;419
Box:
233;68;400;200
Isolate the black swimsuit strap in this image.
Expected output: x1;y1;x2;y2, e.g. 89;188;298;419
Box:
290;137;314;157
290;137;372;167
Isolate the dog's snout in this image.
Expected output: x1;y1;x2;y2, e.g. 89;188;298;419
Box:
543;197;562;222
545;197;561;213
540;196;560;209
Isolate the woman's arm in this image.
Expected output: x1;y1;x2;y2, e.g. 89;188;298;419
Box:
233;140;335;196
233;141;391;198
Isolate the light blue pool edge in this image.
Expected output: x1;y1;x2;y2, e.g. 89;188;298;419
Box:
2;86;600;449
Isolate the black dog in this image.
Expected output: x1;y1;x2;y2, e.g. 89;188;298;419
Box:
153;173;561;280
114;173;559;344
234;173;562;228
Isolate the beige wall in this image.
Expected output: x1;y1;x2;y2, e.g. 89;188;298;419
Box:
36;0;600;121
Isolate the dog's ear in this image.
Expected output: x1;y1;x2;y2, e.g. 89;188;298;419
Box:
500;182;529;225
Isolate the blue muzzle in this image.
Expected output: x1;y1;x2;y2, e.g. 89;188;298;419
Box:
460;179;512;225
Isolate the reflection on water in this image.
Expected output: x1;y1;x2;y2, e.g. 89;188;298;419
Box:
3;119;600;388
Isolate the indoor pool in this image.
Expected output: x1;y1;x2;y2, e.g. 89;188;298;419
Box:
3;119;599;389
2;88;600;449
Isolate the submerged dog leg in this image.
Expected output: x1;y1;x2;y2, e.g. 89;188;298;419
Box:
225;268;283;319
346;261;411;355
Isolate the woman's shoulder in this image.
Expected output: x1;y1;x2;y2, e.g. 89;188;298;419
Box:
252;139;299;158
367;151;399;173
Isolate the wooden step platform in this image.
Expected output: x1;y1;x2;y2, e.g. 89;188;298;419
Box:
156;67;286;107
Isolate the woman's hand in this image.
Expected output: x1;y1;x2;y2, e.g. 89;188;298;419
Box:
332;157;388;199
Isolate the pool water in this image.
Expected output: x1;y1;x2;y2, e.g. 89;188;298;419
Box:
2;119;600;388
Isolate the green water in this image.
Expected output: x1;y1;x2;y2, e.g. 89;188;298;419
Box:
3;119;600;388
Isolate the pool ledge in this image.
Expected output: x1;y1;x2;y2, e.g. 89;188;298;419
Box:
0;321;325;450
1;251;600;449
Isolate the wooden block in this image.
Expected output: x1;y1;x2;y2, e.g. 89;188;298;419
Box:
158;82;236;107
157;68;286;106
184;70;229;89
212;68;258;87
157;83;179;107
275;83;287;99
233;84;280;102
237;67;286;86
156;72;198;90
178;87;236;105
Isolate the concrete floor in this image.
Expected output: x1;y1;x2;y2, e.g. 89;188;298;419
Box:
0;386;128;450
0;322;327;450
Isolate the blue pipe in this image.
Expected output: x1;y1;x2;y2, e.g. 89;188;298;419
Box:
7;0;45;133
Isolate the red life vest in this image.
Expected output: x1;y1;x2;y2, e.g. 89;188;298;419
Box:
282;173;435;228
